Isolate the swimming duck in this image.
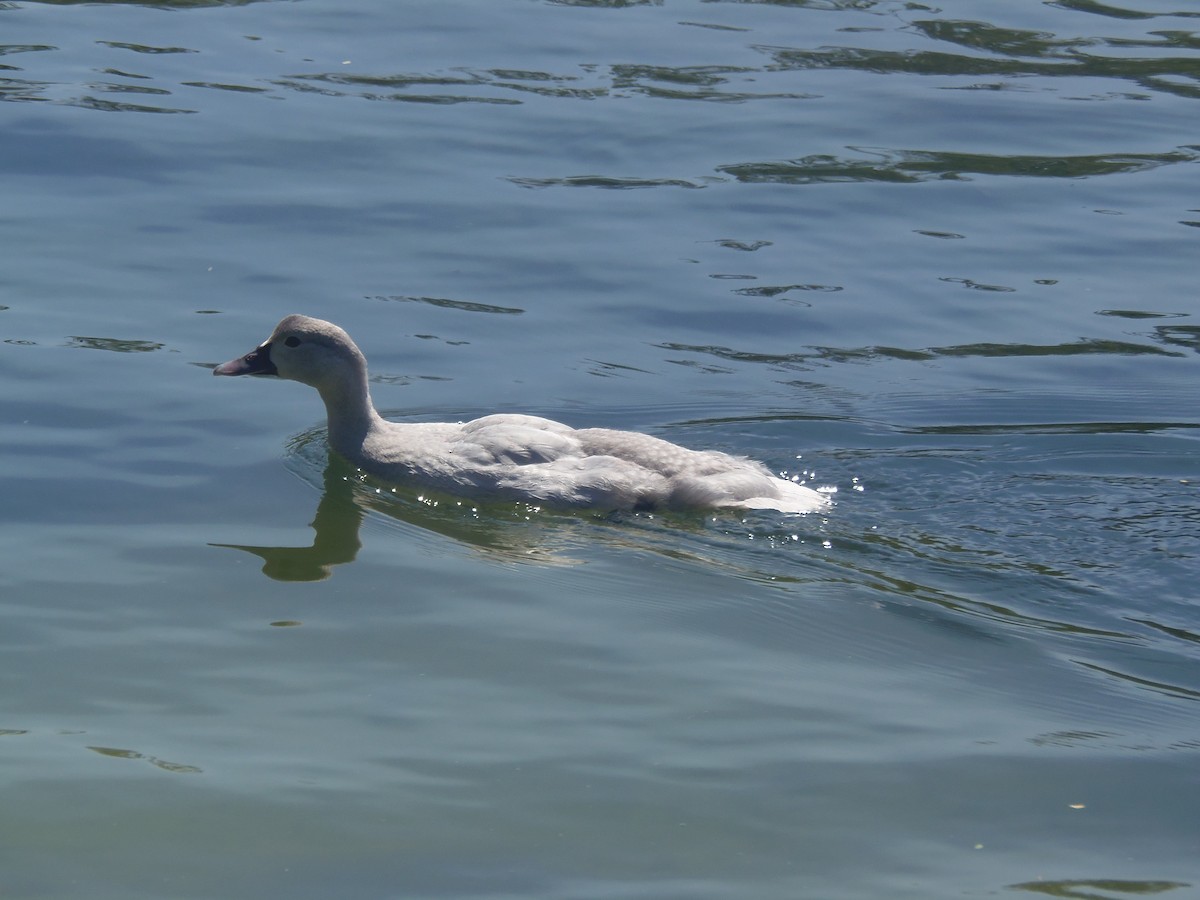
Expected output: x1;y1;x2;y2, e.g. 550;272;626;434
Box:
214;315;829;514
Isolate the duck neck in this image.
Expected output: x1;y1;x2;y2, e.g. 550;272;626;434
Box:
318;372;384;462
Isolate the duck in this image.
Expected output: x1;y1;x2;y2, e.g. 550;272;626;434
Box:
214;315;829;514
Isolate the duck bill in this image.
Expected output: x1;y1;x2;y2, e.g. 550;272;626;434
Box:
213;342;278;377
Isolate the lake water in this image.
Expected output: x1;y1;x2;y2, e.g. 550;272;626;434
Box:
1;1;1197;898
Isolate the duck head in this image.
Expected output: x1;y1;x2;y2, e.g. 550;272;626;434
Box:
213;315;368;391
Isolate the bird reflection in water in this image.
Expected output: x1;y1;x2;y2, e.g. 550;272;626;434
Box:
211;452;598;581
212;445;830;583
211;458;364;582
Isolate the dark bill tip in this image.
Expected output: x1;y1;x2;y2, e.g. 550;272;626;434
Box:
213;343;278;377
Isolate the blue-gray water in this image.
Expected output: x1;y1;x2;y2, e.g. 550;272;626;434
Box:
1;1;1197;898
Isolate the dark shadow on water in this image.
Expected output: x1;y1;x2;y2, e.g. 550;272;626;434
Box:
35;0;274;7
1009;879;1192;899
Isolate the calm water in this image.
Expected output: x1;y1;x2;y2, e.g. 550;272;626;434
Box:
1;0;1198;897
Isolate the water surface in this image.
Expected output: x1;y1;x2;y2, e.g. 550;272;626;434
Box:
1;1;1197;898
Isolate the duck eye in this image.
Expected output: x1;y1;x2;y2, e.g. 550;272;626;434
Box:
284;336;301;348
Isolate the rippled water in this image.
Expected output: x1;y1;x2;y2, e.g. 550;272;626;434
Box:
1;1;1197;898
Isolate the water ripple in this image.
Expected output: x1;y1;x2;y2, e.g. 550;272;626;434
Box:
721;146;1200;184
